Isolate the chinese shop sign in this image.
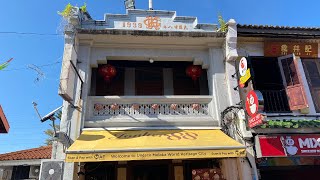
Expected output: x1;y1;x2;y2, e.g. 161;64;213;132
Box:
116;16;191;31
256;135;320;157
265;42;318;58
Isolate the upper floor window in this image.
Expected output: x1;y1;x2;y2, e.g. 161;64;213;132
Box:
249;54;309;113
250;57;291;113
90;61;209;96
302;59;320;112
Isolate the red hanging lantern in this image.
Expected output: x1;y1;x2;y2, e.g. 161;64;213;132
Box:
98;64;117;82
186;65;202;81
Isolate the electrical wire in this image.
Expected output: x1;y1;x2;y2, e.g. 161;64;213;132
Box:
2;60;61;72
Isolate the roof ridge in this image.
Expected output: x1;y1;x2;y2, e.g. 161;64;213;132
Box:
0;146;52;161
0;145;52;155
237;24;320;30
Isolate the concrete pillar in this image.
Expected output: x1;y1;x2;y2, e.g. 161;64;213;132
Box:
225;19;238;62
220;158;239;180
207;47;230;120
236;146;258;180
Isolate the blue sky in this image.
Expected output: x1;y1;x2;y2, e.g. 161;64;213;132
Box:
0;0;319;154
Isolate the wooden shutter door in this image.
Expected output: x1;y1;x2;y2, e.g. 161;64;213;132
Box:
278;54;309;111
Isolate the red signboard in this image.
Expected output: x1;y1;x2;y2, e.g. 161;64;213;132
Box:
246;90;263;128
256;135;320;158
248;114;263;128
246;90;259;117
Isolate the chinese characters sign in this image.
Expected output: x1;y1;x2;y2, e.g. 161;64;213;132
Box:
265;42;318;58
116;16;190;31
256;134;320;157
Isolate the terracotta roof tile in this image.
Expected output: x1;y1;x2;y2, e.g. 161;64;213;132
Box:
237;24;320;38
237;24;320;30
0;146;52;161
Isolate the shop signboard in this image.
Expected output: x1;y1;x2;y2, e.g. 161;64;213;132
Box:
245;90;264;128
238;57;251;88
115;16;194;31
264;42;318;58
256;134;320;158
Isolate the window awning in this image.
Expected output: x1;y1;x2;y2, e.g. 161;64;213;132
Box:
66;129;246;162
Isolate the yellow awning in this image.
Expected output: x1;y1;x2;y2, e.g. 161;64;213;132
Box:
66;129;246;162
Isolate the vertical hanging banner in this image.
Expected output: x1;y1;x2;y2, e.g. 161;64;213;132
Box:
246;90;265;128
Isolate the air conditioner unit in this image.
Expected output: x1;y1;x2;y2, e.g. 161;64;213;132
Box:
29;165;40;179
39;160;64;180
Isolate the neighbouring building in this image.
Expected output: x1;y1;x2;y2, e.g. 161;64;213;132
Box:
236;24;320;179
47;4;258;180
0;105;10;133
0;146;52;180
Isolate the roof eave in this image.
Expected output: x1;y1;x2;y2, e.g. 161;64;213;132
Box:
237;26;320;38
0;105;9;133
76;28;225;38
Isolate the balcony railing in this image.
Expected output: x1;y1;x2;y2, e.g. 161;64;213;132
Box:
260;90;291;113
85;96;214;127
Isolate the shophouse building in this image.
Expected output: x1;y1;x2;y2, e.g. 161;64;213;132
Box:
45;5;256;180
236;24;320;179
0;146;52;180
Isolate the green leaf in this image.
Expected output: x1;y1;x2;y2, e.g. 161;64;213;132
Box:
292;124;299;128
0;63;8;70
260;124;267;128
80;3;87;13
58;3;73;17
217;14;227;32
268;120;275;126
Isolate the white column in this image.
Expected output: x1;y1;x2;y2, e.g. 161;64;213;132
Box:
236;145;258;180
225;61;241;106
225;19;238;62
207;47;230;120
221;158;239;180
